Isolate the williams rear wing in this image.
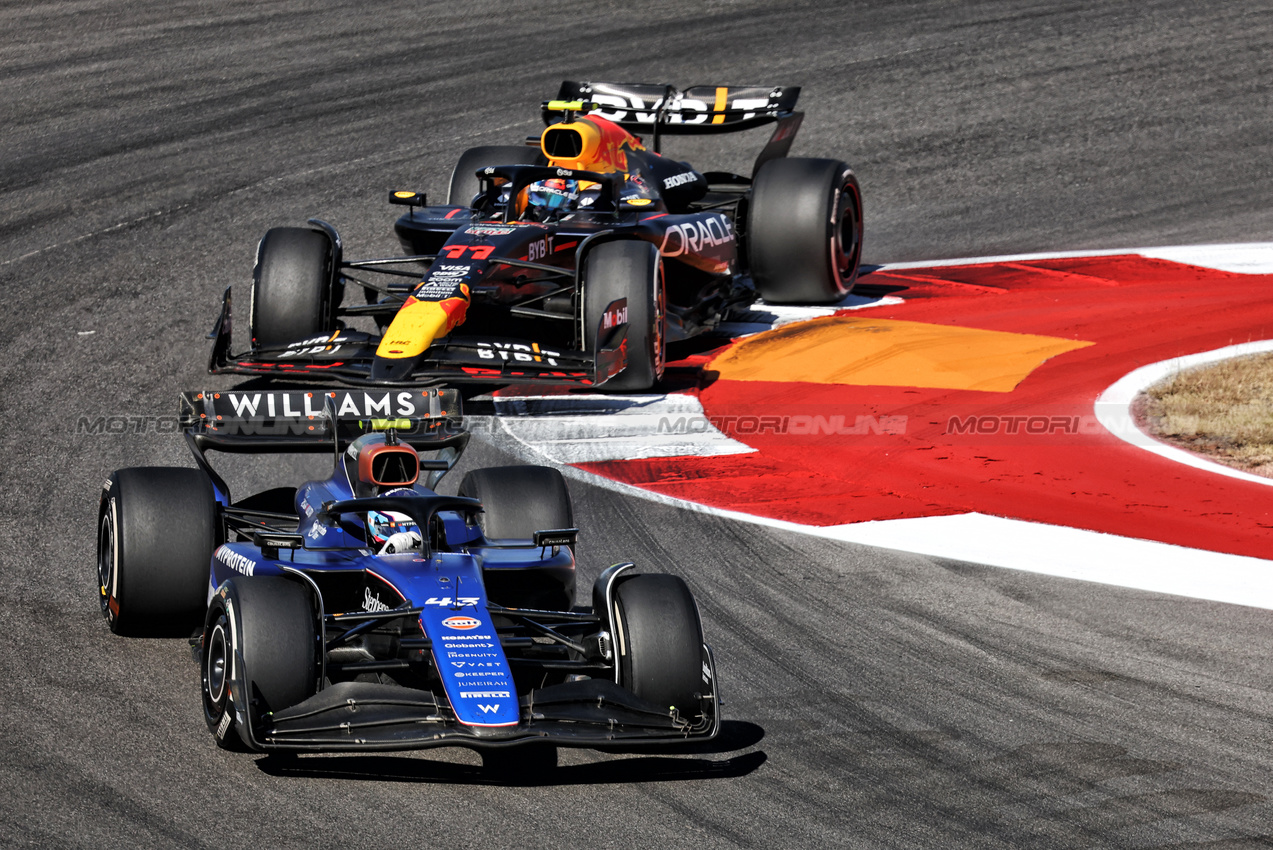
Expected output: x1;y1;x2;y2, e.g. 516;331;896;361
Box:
180;388;466;453
552;81;803;174
179;388;469;504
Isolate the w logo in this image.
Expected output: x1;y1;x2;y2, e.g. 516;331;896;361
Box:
477;704;501;714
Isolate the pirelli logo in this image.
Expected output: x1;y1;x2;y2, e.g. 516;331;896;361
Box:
460;691;511;699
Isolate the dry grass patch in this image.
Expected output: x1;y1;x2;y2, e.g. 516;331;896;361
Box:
1138;352;1273;476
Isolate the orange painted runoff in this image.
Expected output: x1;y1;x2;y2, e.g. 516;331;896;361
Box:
709;316;1093;392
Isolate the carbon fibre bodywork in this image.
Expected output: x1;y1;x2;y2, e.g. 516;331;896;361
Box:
208;81;825;389
173;390;721;753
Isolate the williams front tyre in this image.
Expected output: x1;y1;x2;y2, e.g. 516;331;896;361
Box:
201;577;320;751
611;573;704;713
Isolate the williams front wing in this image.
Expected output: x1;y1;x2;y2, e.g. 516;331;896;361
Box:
244;647;720;752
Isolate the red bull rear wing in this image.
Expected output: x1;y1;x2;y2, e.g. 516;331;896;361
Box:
553;81;803;174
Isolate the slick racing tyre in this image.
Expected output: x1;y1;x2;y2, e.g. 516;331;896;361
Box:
97;467;218;636
202;577;320;751
249;226;340;351
747;157;863;304
447;145;547;206
583;240;666;392
611;574;705;713
459;465;575;610
458;465;574;542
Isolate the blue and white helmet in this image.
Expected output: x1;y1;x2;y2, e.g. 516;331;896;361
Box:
366;487;418;547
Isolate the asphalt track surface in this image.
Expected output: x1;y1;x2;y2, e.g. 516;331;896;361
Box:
2;2;1271;847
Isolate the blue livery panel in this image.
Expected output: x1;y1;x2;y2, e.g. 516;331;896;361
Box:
412;557;518;727
421;605;518;727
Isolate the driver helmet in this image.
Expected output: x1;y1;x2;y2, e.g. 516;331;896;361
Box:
522;177;578;219
367;488;420;548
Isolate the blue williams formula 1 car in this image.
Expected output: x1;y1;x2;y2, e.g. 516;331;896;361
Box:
207;80;863;391
96;388;719;761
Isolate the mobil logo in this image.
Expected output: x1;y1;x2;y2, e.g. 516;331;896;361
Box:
442;615;482;630
602;301;628;330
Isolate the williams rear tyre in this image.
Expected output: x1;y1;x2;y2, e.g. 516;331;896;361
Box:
583;239;665;392
747;157;863;304
97;467;217;637
249;226;339;350
447;145;547;206
611;573;705;713
458;465;573;541
201;577;320;751
459;465;575;610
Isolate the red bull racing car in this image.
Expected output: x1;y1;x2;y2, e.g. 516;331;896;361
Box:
96;389;719;762
208;81;863;391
